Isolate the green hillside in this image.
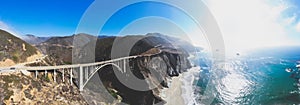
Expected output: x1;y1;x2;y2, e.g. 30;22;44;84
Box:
0;29;38;63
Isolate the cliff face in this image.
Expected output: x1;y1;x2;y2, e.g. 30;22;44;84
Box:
116;52;191;105
91;53;191;105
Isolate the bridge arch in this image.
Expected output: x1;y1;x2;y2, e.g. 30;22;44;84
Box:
82;63;124;89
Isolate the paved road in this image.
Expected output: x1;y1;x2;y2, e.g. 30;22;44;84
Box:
0;55;48;72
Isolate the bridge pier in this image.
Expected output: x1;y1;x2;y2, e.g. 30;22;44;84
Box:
85;67;88;80
70;68;73;85
62;68;65;82
79;66;83;91
35;70;38;79
54;69;56;83
45;70;47;78
123;59;126;73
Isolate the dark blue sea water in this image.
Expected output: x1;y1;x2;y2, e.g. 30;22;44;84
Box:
193;46;300;105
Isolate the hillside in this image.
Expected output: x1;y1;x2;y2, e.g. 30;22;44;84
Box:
0;29;39;66
35;33;97;65
22;34;50;45
0;71;87;104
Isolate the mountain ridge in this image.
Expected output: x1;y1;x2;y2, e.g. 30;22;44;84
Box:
22;34;50;45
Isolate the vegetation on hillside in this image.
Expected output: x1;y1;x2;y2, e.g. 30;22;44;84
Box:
0;29;38;63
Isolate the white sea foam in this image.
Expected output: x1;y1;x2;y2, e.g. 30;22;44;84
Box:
181;66;201;105
159;65;202;105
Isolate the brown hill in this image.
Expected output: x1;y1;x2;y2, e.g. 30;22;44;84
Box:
0;29;39;66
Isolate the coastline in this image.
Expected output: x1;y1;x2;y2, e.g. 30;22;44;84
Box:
161;66;201;105
161;74;185;105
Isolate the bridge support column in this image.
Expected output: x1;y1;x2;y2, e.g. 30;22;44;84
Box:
70;68;73;85
54;69;56;83
45;70;47;78
85;67;88;80
79;66;83;91
62;68;65;82
35;70;38;79
123;59;126;73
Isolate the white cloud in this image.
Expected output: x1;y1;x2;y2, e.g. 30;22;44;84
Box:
203;0;293;54
295;22;300;32
283;13;297;25
0;21;22;38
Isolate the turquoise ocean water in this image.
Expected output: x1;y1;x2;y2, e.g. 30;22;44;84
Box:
193;46;300;104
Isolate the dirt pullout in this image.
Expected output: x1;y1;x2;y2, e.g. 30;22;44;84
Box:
0;59;15;67
25;51;43;62
0;51;43;67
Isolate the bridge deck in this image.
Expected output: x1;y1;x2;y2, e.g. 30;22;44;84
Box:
2;55;139;71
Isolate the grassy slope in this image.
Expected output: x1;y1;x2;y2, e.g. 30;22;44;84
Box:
0;29;38;63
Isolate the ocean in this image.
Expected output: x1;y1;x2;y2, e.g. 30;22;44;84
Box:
186;46;300;105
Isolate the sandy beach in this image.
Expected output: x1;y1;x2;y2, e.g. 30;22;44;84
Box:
161;67;200;105
161;74;185;105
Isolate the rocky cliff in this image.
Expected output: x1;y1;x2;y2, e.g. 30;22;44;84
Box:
98;52;191;105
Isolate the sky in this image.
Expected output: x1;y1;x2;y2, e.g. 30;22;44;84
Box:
0;0;94;36
203;0;300;53
0;0;300;53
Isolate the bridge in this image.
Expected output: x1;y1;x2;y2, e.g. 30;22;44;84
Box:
2;55;142;91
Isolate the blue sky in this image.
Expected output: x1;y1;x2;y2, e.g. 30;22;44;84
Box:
0;0;93;36
0;0;201;37
0;0;300;51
